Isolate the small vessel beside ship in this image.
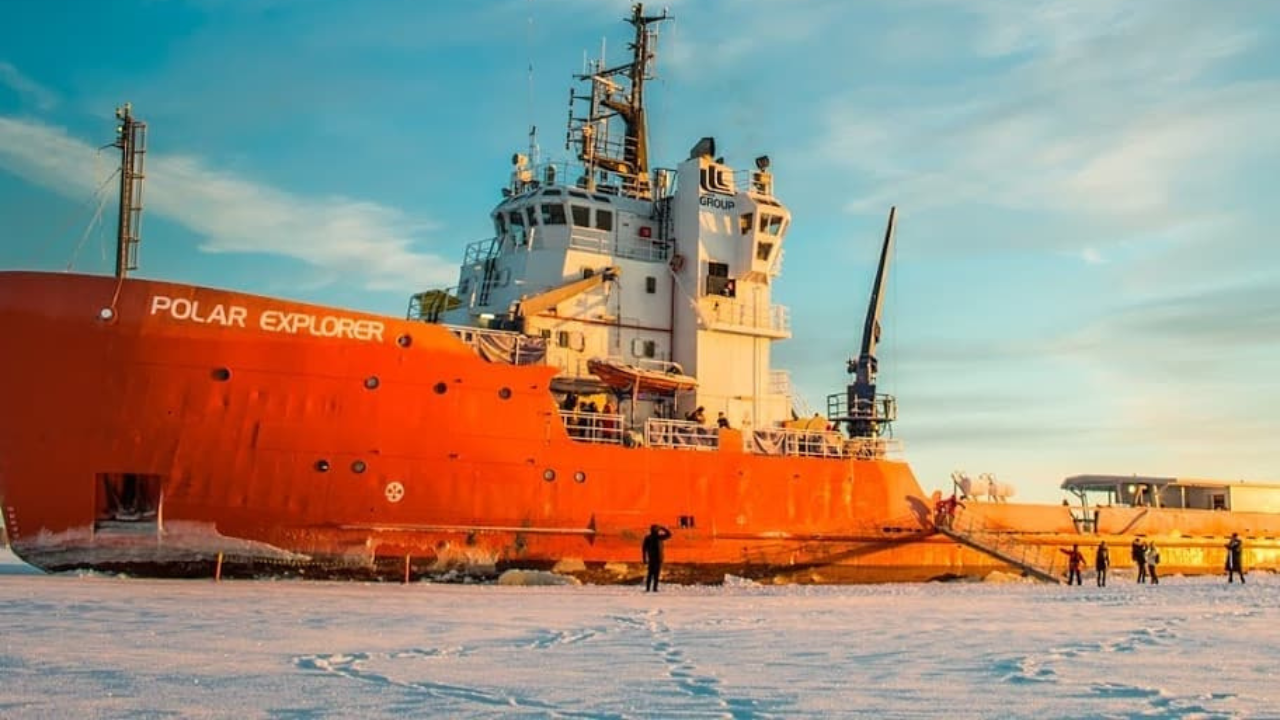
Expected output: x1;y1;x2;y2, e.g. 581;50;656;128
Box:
0;4;1274;583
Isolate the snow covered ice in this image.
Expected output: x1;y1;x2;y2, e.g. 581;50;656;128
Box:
1;548;1275;719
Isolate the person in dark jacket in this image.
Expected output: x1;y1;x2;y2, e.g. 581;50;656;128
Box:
642;524;672;592
1226;532;1246;583
1061;544;1086;586
1094;540;1110;587
1131;537;1147;584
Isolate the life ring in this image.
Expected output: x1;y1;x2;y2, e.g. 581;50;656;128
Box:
668;253;685;273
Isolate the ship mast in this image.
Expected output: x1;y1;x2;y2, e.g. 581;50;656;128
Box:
843;207;898;438
568;3;669;200
113;103;147;279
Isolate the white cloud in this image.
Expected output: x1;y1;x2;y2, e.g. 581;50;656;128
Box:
0;61;58;111
1080;247;1103;265
0;115;455;292
818;0;1280;240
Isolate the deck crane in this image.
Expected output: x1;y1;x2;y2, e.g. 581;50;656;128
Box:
830;207;898;439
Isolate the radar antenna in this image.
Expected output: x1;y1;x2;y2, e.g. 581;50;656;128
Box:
566;3;670;200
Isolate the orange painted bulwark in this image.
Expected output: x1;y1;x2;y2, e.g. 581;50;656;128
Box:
0;271;948;582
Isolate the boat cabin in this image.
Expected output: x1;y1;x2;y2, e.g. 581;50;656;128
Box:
1063;474;1280;514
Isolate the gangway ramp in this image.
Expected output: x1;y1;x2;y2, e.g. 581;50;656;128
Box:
937;506;1064;584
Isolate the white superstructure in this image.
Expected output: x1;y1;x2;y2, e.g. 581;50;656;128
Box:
410;6;799;433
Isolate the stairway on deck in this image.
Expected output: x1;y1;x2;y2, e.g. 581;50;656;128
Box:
938;506;1064;584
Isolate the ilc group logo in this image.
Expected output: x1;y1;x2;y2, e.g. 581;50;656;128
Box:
698;164;736;211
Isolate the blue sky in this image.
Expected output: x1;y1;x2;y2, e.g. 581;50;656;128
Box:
2;0;1278;502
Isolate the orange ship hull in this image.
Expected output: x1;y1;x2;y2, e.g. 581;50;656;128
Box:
6;272;1275;583
0;271;971;582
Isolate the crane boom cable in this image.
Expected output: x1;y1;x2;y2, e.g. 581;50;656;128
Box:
63;162;120;271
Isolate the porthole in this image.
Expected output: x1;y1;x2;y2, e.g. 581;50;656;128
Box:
397;334;413;348
364;376;380;390
315;459;331;472
573;471;586;484
543;469;556;482
434;382;448;394
211;367;232;382
98;307;115;321
352;460;367;474
498;387;513;400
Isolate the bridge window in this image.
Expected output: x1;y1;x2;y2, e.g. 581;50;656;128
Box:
706;262;734;296
541;203;566;225
645;276;657;294
508;210;527;245
595;209;613;232
756;241;775;261
571;204;590;227
740;212;753;235
525;206;539;227
759;213;785;235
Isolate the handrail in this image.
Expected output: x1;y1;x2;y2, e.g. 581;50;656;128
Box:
645;418;718;450
560;410;626;445
941;505;1064;583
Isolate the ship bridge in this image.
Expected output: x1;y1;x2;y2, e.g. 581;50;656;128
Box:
407;3;810;435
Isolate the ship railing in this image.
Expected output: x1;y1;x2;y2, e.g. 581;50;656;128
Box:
560;410;626;445
730;167;779;198
703;298;791;334
945;504;1065;581
747;428;904;459
843;437;904;460
444;324;548;366
463;237;501;265
566;229;670;263
769;370;816;418
645;418;719;451
506;158;676;202
826;393;898;423
750;427;846;458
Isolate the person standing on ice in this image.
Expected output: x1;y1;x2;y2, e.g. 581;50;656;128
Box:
1131;537;1147;584
1225;533;1246;583
642;524;672;592
1061;544;1086;585
1094;541;1110;587
1145;542;1161;585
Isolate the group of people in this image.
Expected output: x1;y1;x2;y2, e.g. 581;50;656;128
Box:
639;527;1250;593
1061;541;1112;586
560;393;620;441
683;406;732;429
1128;538;1162;584
1064;534;1247;587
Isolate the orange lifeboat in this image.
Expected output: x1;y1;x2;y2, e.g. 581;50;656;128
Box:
586;357;698;395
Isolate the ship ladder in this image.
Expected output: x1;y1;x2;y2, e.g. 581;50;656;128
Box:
936;506;1064;584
